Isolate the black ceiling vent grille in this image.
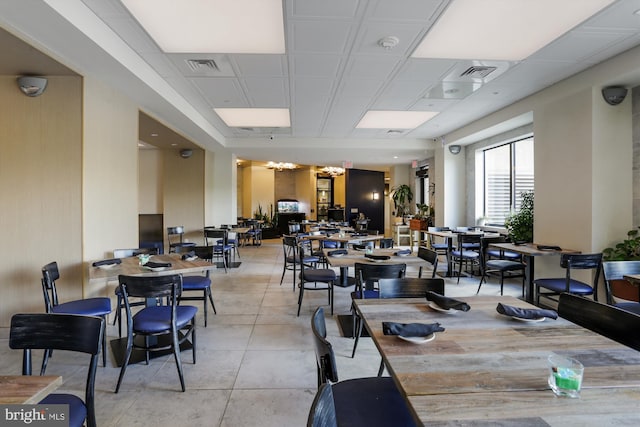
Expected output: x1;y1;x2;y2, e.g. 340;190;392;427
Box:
186;59;220;72
460;66;497;79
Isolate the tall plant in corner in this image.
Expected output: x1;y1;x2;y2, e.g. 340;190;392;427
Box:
390;184;413;225
505;191;534;243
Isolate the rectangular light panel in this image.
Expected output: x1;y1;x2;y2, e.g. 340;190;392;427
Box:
356;111;438;129
214;108;291;127
412;0;615;61
122;0;285;54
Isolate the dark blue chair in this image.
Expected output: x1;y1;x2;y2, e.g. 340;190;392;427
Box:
115;274;197;393
204;228;233;272
477;236;525;296
309;307;417;427
297;244;335;317
177;245;217;326
417;246;439;278
534;253;602;306
10;313;104;427
41;262;111;369
451;233;481;283
280;235;320;291
167;226;196;253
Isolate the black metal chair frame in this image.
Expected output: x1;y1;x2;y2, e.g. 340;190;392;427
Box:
297;243;335;317
535;253;603;306
176;245;217;326
10;313;104;427
41;262;109;369
204;228;231;272
477;236;525;296
450;233;481;283
167;226;194;253
115;274;197;393
417;246;439;278
602;261;640;313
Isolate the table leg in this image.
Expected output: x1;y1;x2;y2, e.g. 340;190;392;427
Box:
335;266;355;287
523;256;535;303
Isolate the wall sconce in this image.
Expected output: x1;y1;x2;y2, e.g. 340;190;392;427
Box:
448;145;461;155
372;191;380;201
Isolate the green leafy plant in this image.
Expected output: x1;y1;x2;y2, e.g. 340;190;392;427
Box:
504;191;534;243
603;227;640;261
390;184;413;223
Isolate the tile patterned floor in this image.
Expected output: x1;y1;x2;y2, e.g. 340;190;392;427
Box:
0;239;523;426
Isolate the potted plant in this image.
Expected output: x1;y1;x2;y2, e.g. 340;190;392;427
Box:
390;184;413;225
603;227;640;260
504;191;534;243
410;203;433;231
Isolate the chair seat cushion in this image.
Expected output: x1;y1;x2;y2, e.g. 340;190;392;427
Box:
487;249;521;260
431;243;448;250
133;305;198;332
303;256;320;264
303;269;336;282
451;250;479;259
40;393;86;427
350;290;379;299
53;297;111;317
182;275;211;290
213;244;232;251
534;278;594;295
485;260;525;272
615;302;640;315
333;377;416;427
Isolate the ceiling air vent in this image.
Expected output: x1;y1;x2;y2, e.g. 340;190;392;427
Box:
459;66;497;79
386;129;405;135
186;59;220;73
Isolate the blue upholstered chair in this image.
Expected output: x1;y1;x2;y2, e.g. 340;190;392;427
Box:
177;245;217;326
167;226;196;253
41;262;111;369
477;236;525;296
309;307;417;427
115;274;197;393
534;253;602;306
297;244;335;317
10;313;104;427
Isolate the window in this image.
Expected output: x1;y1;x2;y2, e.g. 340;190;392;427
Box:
482;137;533;225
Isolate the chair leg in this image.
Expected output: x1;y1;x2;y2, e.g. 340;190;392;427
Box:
115;335;134;393
476;273;485;294
377;358;385;377
297;283;304;317
40;349;51;376
191;319;197;364
351;316;363;358
202;290;208;327
172;328;186;392
207;287;217;315
101;317;107;367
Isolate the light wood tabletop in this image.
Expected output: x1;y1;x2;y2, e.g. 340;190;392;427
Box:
88;253;216;284
354;295;640;426
0;375;62;404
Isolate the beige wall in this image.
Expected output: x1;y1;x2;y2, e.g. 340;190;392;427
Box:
139;149;163;214
163;148;206;245
0;75;83;325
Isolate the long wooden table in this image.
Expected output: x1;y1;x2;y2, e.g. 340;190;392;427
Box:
354;295;640;426
325;248;426;287
0;375;62;404
489;242;580;303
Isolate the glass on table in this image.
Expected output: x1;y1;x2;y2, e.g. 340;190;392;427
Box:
548;353;583;398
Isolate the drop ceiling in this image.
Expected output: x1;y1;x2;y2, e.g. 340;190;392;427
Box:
1;0;640;169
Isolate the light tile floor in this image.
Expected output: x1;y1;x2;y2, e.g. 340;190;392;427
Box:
0;239;523;426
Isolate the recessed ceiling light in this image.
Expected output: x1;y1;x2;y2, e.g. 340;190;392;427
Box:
356;111;438;129
171;143;178;146
150;133;158;137
412;0;614;61
214;108;291;127
121;0;285;54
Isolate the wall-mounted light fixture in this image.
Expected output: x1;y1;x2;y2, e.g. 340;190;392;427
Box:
321;166;345;177
372;191;380;201
448;144;461;155
266;161;297;171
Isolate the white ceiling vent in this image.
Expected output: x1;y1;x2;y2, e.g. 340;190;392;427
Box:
186;59;220;73
460;66;497;79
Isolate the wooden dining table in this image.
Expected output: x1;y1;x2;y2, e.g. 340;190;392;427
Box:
325;248;426;287
0;375;62;404
89;254;216;367
354;295;640;426
489;242;580;303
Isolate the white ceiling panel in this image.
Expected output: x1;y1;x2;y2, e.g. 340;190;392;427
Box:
242;78;289;106
191;78;248;107
394;58;456;81
531;30;635;62
292;54;343;77
583;0;640;29
374;80;432;109
367;0;445;22
233;54;287;77
335;78;384;99
290;0;361;19
290;21;354;53
353;22;427;56
344;55;402;79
